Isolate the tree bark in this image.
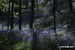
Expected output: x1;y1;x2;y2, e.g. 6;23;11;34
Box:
30;0;38;50
1;7;3;30
8;0;11;30
69;0;73;12
69;0;73;11
53;0;57;33
10;0;14;30
29;0;35;29
19;0;22;30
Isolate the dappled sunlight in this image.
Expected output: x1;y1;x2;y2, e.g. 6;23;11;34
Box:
0;0;75;50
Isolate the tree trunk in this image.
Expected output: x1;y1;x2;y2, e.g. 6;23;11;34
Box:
1;7;3;30
29;0;35;29
69;0;73;12
10;0;14;30
8;0;11;30
30;0;38;50
19;0;22;30
53;0;57;33
36;0;39;13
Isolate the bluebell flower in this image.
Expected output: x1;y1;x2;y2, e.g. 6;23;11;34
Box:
0;30;10;34
48;28;54;34
63;38;73;45
40;28;46;31
31;30;39;35
27;37;32;41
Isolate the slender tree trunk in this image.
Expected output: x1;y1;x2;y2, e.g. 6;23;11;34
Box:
69;0;74;25
69;0;73;12
30;0;38;50
4;8;7;29
19;0;22;30
1;7;3;30
53;0;57;34
29;0;35;29
10;0;14;30
8;0;10;30
36;0;39;13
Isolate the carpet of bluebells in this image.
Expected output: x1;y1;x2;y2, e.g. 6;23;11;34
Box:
0;26;75;50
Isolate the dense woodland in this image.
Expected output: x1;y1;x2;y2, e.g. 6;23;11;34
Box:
0;0;75;50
